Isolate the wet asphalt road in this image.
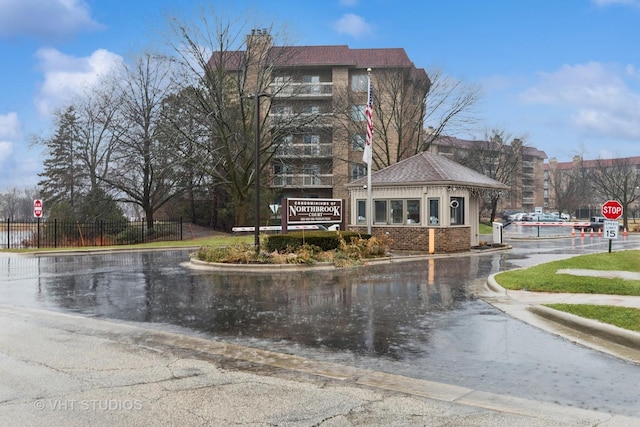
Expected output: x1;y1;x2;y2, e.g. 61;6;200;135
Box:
1;233;640;417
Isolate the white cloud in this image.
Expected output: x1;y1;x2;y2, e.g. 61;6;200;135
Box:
34;48;123;117
520;62;640;140
0;112;21;139
0;141;14;167
333;14;372;39
0;0;104;41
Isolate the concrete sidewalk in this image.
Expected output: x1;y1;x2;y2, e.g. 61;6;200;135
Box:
482;272;640;365
1;305;637;426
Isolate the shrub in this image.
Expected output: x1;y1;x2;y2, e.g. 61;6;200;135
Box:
115;226;145;244
265;231;371;252
193;231;389;267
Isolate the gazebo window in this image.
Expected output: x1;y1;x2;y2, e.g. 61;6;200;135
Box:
428;198;439;225
390;200;403;224
407;200;420;224
374;200;387;224
450;197;465;225
357;200;366;223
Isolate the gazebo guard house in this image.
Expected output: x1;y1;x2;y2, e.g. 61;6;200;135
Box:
347;152;508;253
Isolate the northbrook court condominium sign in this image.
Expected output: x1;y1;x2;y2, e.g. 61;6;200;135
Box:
286;198;343;224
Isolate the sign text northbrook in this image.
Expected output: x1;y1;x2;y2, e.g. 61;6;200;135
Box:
286;198;343;224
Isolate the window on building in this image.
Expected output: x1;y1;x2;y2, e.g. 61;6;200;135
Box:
303;134;320;145
273;163;293;185
303;134;320;156
351;164;366;180
428;198;439;225
303;164;321;185
390;200;404;224
275;135;293;156
352;74;367;91
303;105;320;114
272;105;292;115
352;134;365;151
303;75;320;94
450;196;465;225
357;200;366;224
274;76;292;94
352;105;366;121
374;200;387;224
407;199;420;224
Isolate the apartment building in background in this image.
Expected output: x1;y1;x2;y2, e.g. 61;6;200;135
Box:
544;155;640;218
236;30;430;209
428;135;548;214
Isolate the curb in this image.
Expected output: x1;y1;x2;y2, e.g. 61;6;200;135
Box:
528;304;640;350
484;275;640;357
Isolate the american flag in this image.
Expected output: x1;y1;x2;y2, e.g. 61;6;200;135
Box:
362;73;373;166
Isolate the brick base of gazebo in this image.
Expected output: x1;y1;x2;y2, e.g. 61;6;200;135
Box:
348;226;470;253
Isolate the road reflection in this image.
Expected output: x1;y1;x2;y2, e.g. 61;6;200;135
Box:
1;236;640;415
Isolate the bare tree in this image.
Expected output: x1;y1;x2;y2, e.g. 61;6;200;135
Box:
165;8;312;226
455;128;524;222
74;79;123;192
591;156;640;230
422;68;482;151
0;187;38;219
101;52;181;229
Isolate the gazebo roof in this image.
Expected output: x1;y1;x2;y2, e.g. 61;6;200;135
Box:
348;152;509;190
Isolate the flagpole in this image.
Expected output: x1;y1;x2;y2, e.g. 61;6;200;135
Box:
366;68;372;235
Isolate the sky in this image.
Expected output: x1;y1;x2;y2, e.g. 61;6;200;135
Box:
0;0;639;192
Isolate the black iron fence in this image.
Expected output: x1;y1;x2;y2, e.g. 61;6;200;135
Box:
1;218;183;249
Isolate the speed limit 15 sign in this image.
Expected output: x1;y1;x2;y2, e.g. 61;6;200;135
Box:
604;220;619;239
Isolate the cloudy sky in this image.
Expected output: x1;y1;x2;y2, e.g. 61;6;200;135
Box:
0;0;639;192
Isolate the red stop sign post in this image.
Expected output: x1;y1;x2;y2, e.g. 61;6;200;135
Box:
33;199;43;218
602;200;623;253
602;199;623;220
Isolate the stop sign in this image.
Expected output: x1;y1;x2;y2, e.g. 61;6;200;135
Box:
33;199;43;218
602;200;623;220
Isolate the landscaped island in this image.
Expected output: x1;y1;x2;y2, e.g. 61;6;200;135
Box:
194;231;390;267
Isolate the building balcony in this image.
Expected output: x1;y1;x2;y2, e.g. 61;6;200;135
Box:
271;174;333;188
267;113;333;128
274;144;333;158
270;82;333;97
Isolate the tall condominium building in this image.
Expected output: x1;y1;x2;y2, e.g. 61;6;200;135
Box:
218;30;430;211
428;135;548;213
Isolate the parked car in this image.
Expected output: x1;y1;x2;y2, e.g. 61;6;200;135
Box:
532;213;565;222
502;209;520;221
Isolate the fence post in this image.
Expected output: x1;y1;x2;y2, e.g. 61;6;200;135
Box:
6;218;9;249
180;217;183;241
54;218;57;248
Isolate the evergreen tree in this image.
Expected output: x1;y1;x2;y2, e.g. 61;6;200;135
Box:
38;106;86;214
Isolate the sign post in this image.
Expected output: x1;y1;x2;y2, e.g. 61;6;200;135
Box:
33;199;43;218
33;199;43;249
601;200;623;253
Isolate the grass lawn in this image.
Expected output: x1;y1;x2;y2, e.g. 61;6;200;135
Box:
495;250;640;333
2;234;252;253
479;223;493;234
494;250;640;295
545;304;640;333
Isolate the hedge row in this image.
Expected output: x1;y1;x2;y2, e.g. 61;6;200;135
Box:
265;231;371;252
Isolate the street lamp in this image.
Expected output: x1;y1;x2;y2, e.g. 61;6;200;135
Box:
248;92;271;253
